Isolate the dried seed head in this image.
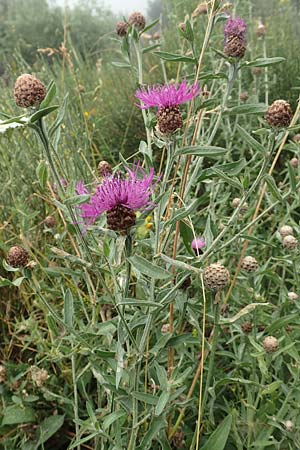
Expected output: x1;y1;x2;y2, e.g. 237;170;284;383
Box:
0;365;6;383
6;246;29;268
241;322;253;334
231;197;248;213
161;323;171;334
14;74;46;108
265;100;292;128
279;225;294;237
192;2;208;17
178;22;186;32
232;197;241;208
180;276;191;290
157;106;183;134
288;291;298;301
283;235;298;250
97;160;112;177
224;35;246;58
172;431;186;449
293;134;300;143
263;335;279;353
240;91;249;102
128;12;146;30
284;420;294;432
106;205;136;234
290;157;298;168
241;256;259;273
256;23;266;37
252;67;262;76
203;263;230;291
44;216;56;228
258;324;265;332
116;21;128;37
31;367;49;387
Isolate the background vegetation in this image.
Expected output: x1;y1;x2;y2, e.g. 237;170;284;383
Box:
1;0;300;449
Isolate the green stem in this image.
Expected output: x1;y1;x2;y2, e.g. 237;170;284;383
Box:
71;352;80;450
201;300;220;416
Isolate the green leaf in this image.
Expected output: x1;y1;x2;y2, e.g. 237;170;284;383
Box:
287;162;297;191
261;381;282;396
201;414;232;450
226;103;267;115
36;160;48;190
29;105;59;123
64;194;90;206
177;145;227;157
245;57;285;68
49;93;69;136
236;124;265;154
40;81;56;109
119;299;159;307
64;289;74;327
132;392;158;405
264;174;283;201
142;44;160;54
2;405;36;425
166;199;202;227
155;391;169;416
212;169;243;190
37;415;65;446
103;410;126;430
128;255;171;279
140;18;159;34
153;51;196;64
111;62;131;69
137;417;166;450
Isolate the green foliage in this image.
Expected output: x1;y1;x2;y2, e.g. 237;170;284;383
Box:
1;1;300;449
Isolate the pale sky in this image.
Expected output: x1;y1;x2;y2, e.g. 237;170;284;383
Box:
54;0;148;14
104;0;148;14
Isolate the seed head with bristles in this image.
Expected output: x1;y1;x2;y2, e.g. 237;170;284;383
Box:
44;216;56;228
97;160;112;177
288;291;298;301
263;335;279;353
240;91;249;102
128;12;146;30
284;420;294;432
203;263;230;291
293;134;300;143
0;365;6;383
241;256;259;273
14;74;46;108
116;21;128;37
279;225;294;237
241;322;253;334
283;235;298;250
256;22;266;37
6;246;29;268
290;157;298;168
265;100;292;128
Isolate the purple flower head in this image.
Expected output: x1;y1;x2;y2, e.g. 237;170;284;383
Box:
191;237;206;255
135;80;200;110
224;16;247;42
77;163;156;225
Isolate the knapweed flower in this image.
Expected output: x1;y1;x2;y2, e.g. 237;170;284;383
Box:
224;16;247;58
77;164;156;234
135;80;200;135
14;74;46;108
191;237;206;255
